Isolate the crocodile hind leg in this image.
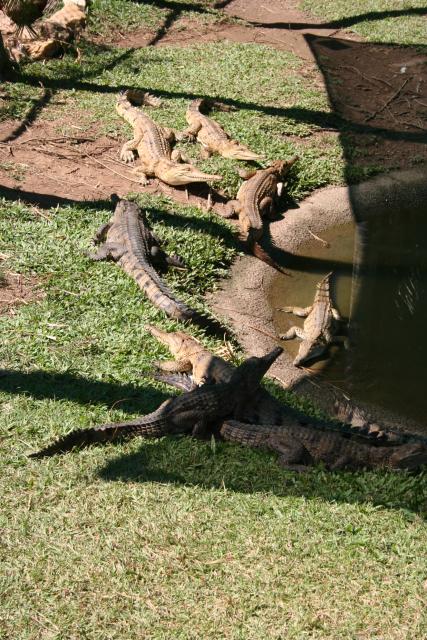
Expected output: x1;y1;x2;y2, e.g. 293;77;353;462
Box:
223;200;240;219
92;222;112;244
176;122;202;142
279;326;306;340
259;196;275;219
268;434;312;472
87;242;124;261
171;149;190;164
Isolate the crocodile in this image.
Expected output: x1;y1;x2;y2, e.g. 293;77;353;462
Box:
182;98;262;161
116;90;222;187
29;347;283;457
221;420;427;471
279;272;346;366
146;326;415;446
223;158;297;272
146;324;234;386
88;198;197;321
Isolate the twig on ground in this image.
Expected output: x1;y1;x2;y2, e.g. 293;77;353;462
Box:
308;229;330;247
365;78;409;122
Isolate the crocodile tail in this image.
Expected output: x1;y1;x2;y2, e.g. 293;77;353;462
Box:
29;409;170;458
220;420;272;447
246;232;290;276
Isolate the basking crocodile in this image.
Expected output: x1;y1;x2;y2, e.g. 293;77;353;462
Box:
146;326;415;446
88;198;197;321
116;90;222;186
221;420;427;471
279;272;345;366
224;158;297;272
29;347;283;457
183;98;262;160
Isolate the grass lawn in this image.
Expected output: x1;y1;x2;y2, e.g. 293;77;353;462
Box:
300;0;427;46
1;1;427;638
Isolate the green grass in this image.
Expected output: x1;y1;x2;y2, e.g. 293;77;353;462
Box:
1;5;427;637
300;0;427;46
1;195;427;639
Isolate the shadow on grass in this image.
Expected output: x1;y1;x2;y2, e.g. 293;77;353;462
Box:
98;436;427;517
0;369;169;414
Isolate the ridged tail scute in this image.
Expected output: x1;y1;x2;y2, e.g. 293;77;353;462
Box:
29;409;171;458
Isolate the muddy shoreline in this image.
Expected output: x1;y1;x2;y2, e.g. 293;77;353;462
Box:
210;167;427;437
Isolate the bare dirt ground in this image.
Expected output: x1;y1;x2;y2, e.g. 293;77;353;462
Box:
0;268;45;314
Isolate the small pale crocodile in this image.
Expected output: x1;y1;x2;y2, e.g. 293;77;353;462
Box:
223;158;297;272
183;98;262;160
146;324;234;386
29;347;283;457
221;420;427;471
279;272;346;366
116;90;222;186
88;198;197;321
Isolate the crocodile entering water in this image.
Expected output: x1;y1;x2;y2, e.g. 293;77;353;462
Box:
269;201;427;426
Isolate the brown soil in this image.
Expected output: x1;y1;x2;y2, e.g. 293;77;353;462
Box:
0;269;45;314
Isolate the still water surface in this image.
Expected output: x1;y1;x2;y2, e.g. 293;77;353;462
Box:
270;205;427;424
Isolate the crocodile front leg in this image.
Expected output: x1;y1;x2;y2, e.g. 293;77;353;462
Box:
279;326;306;340
223;199;240;219
200;146;213;159
120;134;143;163
153;358;192;374
171;149;190;163
278;305;312;317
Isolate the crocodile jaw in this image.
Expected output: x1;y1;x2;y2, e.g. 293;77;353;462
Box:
155;160;222;186
219;141;263;161
294;340;326;367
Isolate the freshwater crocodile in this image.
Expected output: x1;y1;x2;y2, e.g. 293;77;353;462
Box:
88;198;197;321
279;272;346;366
29;347;283;457
116;90;222;186
182;98;262;161
146;324;234;386
221;420;427;471
145;326;410;446
224;158;297;272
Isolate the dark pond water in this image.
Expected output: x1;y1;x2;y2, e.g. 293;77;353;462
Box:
270;204;427;425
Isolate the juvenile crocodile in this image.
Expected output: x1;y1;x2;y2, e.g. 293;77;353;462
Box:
116;90;222;186
183;98;262;160
224;158;297;272
29;347;283;457
146;326;413;446
146;324;234;386
279;272;346;366
88;198;197;321
221;420;427;471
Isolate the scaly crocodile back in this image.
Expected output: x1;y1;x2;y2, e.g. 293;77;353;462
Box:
108;202;196;321
116;91;172;158
221;421;427;470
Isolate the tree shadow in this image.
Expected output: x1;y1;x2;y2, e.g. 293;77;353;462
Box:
248;7;427;31
98;436;427;517
0;368;169;414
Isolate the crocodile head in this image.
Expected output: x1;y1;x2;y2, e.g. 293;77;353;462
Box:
155;159;222;186
269;156;299;178
145;324;202;359
218;140;263;161
232;346;283;393
294;339;327;367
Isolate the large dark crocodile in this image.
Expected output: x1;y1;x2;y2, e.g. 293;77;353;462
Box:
279;272;346;366
220;420;427;471
88;198;197;321
146;325;413;446
29;347;283;457
183;98;262;161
